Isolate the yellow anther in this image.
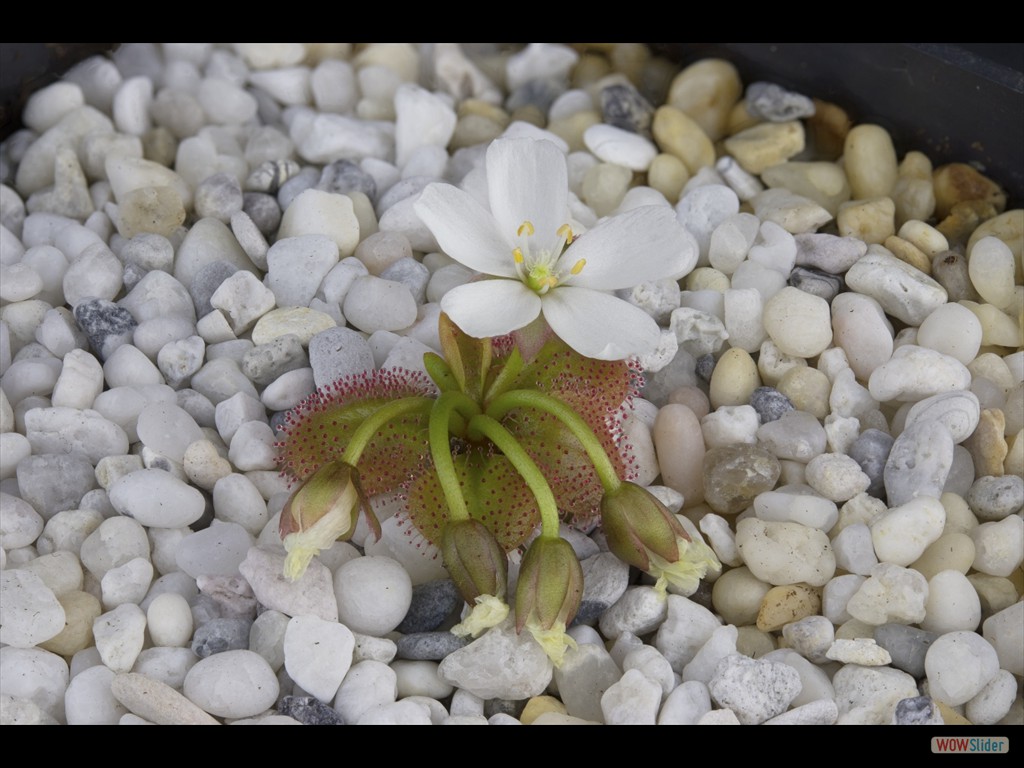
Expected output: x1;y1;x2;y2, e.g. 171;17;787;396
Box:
557;223;574;241
517;221;535;237
546;276;558;288
513;248;524;264
570;258;586;275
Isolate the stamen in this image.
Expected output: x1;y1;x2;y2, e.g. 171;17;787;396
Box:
556;224;574;241
513;247;524;264
517;221;535;237
570;259;586;275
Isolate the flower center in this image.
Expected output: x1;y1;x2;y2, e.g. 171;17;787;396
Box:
512;220;585;295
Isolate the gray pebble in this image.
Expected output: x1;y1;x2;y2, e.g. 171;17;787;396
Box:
964;475;1024;521
884;420;954;507
278;695;343;725
245;159;301;195
893;696;943;725
379;258;430;305
600;82;654;137
750;386;794;424
931;250;980;303
396;579;462;634
308;326;375;389
122;233;174;272
788;266;844;301
16;452;97;518
505;78;565;114
189;261;239;319
874;623;938;678
121;261;148;292
695;353;716;384
575;552;631;626
277;166;320;210
73;298;138;361
396;631;468;661
190;617;252;658
242;192;282;237
241;334;308;386
849;429;894;500
176;388;217;429
745;81;815;122
194;172;243;222
318;160;377;202
483;698;526;719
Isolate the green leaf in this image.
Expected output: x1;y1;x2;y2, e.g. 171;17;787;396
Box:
406;447;540;552
437;311;491;400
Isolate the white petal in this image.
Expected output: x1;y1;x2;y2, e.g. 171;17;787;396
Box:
486;138;568;251
440;279;543;339
558;205;697;290
541;286;661;360
414;183;517;277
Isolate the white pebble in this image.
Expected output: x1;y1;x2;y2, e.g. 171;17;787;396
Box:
183;649;280;719
925;630;1001;707
284;615;355;702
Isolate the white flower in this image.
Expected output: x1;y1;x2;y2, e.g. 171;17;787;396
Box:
414;137;696;360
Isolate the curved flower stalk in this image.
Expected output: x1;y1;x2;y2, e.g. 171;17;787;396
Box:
414;137;697;360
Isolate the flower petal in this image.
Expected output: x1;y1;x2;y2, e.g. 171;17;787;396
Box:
487;138;568;251
557;205;697;290
441;279;543;339
414;183;517;277
541;286;661;360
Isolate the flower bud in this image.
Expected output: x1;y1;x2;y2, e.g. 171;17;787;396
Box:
600;481;721;596
441;518;508;603
515;536;583;665
280;461;372;581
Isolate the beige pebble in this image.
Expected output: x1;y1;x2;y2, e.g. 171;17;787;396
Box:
709;347;761;408
685;267;730;292
933;163;1007;220
667;386;710;420
347;191;378;240
760;161;851;216
892;175;936;226
938;200;1001;251
910;532;976;580
183;439;233;491
250;307;337;346
825;638;892;666
940;492;979;535
959;301;1022;349
1005;430;1023;478
756;340;806;387
117;185;187;239
969;236;1017;310
38;590;101;657
647;153;689;204
111;672;220;725
723;121;805;175
278;189;360;257
964;409;1008;477
581;162;632;217
805;98;851;160
762;286;833;358
777;367;830;420
653;403;706;507
666;58;742;142
520;695;567;725
756;583;821;631
883;235;931;274
968;353;1017;396
836;196;895;245
843;124;898;199
712;566;772;626
652;105;715;175
967;574;1019;618
966;209;1023;282
898;219;948;257
736;625;777;658
725;100;758;136
547;110;600;153
750;188;832;234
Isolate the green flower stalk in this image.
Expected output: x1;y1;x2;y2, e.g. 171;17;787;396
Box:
279;460;373;581
600;482;721;597
515;535;584;666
